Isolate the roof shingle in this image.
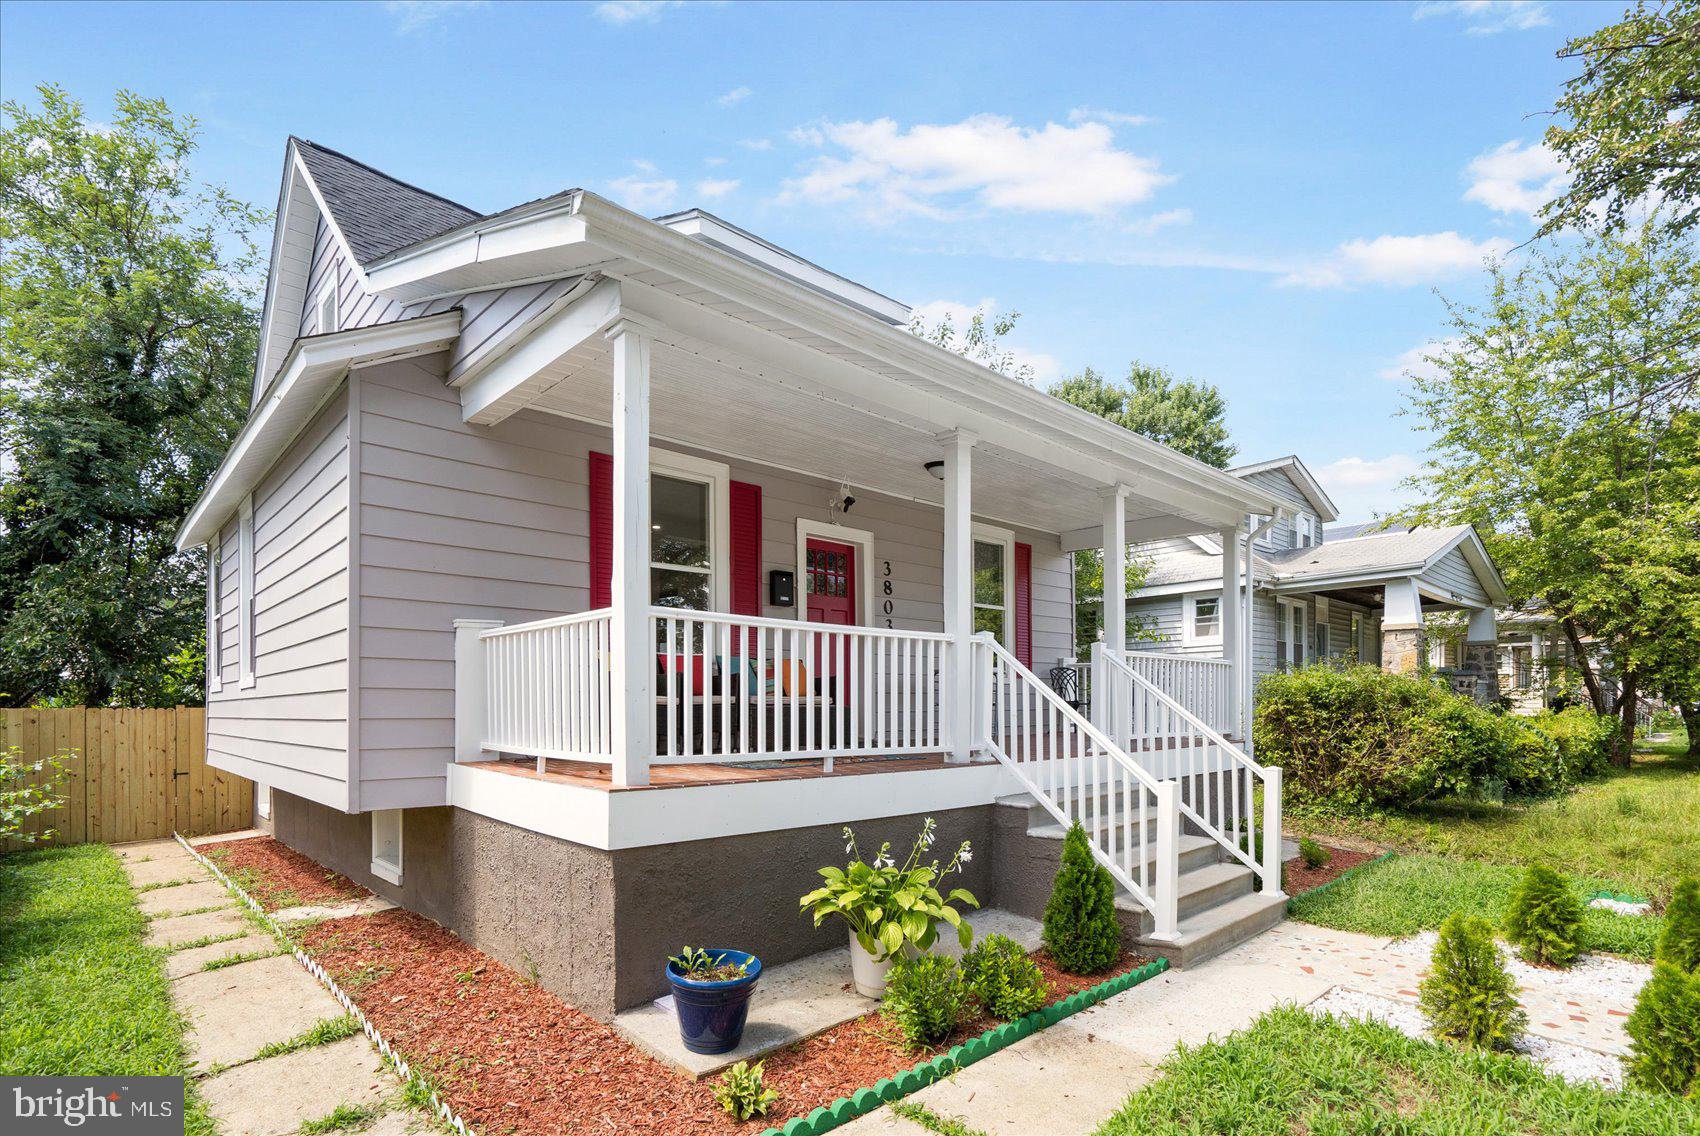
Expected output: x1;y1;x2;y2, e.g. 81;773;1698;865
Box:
294;138;481;265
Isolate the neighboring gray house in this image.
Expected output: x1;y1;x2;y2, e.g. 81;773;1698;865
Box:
177;139;1294;1021
1126;456;1511;724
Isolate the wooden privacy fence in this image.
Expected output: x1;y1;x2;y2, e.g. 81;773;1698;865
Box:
3;707;253;850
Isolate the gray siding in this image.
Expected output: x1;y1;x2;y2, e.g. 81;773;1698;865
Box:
352;353;1076;810
1423;544;1490;607
207;389;352;809
1240;467;1315;552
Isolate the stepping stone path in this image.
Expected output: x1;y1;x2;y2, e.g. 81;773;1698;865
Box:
115;836;434;1136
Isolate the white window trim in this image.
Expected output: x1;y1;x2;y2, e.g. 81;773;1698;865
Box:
795;518;875;627
238;495;256;689
972;522;1015;646
207;538;223;695
370;808;403;886
1276;597;1308;670
649;448;730;613
1316;622;1331;658
317;288;337;335
1181;592;1223;647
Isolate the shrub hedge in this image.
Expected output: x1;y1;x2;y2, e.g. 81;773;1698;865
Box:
1253;666;1617;811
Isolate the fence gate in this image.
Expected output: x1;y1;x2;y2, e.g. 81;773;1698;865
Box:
3;707;253;850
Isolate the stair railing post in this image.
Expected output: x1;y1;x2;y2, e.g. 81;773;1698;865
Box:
1261;765;1284;896
1089;640;1106;738
1152;779;1181;941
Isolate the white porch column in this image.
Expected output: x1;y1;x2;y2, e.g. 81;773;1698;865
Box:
1102;486;1130;655
453;618;503;762
1380;577;1425;676
939;429;977;761
1219;524;1242;736
607;318;655;787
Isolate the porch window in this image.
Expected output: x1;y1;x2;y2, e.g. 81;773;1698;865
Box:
650;474;712;610
1316;623;1331;658
1183;595;1221;646
973;538;1008;643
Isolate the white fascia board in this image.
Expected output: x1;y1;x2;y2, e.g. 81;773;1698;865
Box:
177;311;462;549
1229;455;1340;522
1422;526;1511;606
1267;566;1426;594
458;276;621;424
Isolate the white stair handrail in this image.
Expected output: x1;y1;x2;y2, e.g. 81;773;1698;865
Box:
976;633;1181;941
1100;646;1284;896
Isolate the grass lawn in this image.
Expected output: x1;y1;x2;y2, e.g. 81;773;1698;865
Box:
1293;732;1699;903
0;844;214;1135
1093;1005;1699;1136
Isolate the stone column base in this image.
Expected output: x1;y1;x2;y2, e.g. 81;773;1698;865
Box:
1381;625;1425;676
1462;641;1498;704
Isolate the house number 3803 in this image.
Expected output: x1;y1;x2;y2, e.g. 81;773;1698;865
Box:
882;560;894;627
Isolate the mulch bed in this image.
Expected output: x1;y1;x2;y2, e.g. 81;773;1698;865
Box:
296;907;1150;1135
1283;844;1380;895
198;835;369;912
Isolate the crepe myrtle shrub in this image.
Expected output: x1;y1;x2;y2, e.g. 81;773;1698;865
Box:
1042;823;1122;975
1418;913;1528;1051
712;1060;779;1121
882;953;970;1049
961;932;1048;1020
800;818;978;961
1502;865;1585;968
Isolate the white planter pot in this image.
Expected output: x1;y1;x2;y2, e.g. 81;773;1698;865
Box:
846;925;969;999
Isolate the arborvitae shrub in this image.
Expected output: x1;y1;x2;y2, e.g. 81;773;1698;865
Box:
1625;963;1700;1095
881;953;967;1049
1418;913;1527;1050
962;932;1048;1020
1042;823;1122;974
1298;837;1331;871
1502;864;1585;967
1655;876;1700;974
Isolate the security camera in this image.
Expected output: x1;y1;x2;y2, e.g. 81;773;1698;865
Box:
841;493;856;514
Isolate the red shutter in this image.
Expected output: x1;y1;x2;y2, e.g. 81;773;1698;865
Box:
730;480;762;622
1014;541;1033;668
589;451;612;608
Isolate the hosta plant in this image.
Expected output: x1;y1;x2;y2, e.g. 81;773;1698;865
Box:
800;818;978;961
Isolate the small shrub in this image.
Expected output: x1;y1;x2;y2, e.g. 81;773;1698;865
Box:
1625;963;1700;1096
712;1060;779;1120
1298;837;1331;871
1502;865;1585;968
1654;877;1700;974
1042;823;1122;974
882;954;968;1048
961;933;1048;1020
1418;913;1527;1050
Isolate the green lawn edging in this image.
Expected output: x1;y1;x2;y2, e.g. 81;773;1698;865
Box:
758;957;1171;1136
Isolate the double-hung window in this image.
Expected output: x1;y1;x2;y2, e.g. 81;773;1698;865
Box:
647;450;729;612
1183;594;1221;647
971;525;1014;645
1276;599;1308;671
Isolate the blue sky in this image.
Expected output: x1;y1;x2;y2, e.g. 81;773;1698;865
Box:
1;0;1613;522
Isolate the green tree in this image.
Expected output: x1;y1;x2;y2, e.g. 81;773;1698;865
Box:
1041;822;1123;974
910;304;1037;383
1049;364;1237;469
1540;1;1700;238
1502;864;1585;968
1400;225;1700;762
1419;913;1528;1051
0;86;263;706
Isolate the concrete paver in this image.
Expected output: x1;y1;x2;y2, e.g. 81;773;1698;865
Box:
165;933;280;980
136;879;233;917
197;1034;394;1136
124;856;203;888
271;896;397;924
114;837;187;862
175;953;348;1070
145;906;254;949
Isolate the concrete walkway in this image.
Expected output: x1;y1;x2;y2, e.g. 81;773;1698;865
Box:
116;837;434;1136
839;920;1645;1136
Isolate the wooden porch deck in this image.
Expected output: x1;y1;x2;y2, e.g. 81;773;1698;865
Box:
466;753;990;792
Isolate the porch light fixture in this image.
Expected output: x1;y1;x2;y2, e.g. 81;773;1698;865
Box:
924;460;945;481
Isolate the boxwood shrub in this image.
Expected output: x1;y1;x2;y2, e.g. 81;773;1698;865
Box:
1252;665;1616;811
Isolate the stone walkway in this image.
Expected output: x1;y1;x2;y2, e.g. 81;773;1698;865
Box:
840;920;1648;1136
116;836;433;1136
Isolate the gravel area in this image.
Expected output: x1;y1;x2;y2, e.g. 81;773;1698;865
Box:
1385;930;1652;1004
1589;896;1653;917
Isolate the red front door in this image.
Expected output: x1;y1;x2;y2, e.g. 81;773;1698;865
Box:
805;538;857;626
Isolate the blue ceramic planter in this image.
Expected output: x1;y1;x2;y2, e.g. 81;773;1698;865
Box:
666;949;762;1054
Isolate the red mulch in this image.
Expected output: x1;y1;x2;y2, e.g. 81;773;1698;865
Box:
1283;844;1380;895
198;835;369;912
297;908;1150;1136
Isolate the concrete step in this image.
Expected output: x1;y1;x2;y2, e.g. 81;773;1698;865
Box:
1024;825;1223;876
1116;859;1257;922
1130;891;1288;969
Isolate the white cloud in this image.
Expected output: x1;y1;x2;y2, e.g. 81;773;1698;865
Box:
1413;1;1550;35
595;0;685;25
1281;232;1512;288
1067;107;1154;127
739;138;774;151
1313;454;1422;522
694;178;740;199
782;114;1173;219
704;156;728;166
1124;208;1193;236
716;86;752;108
609;175;679;213
1463;139;1567;217
383;0;486;34
1379;337;1462;382
909;298;1063;383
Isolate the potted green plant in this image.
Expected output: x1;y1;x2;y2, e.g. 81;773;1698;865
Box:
665;945;762;1054
799;817;978;998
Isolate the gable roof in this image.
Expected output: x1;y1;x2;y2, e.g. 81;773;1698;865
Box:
292;138;481;265
1228;455;1339;521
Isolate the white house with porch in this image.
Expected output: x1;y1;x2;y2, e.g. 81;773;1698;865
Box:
177;139;1291;1019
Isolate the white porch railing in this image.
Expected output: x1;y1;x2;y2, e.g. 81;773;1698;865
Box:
1120;650;1235;737
1097;645;1282;896
651;609;951;764
978;634;1181;940
481;610;614;761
